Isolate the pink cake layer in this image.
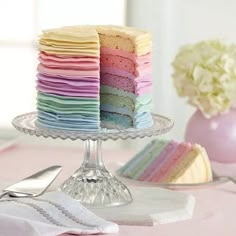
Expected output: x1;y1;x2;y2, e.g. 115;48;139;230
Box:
151;143;192;182
37;64;99;79
39;58;99;70
40;52;99;63
100;54;151;77
101;73;152;96
41;48;150;66
39;52;99;70
139;141;178;181
100;47;151;77
100;47;151;65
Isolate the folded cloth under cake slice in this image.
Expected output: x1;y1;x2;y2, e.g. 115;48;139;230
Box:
0;191;118;236
117;139;213;184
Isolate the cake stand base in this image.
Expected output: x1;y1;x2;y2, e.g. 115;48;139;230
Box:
59;140;132;208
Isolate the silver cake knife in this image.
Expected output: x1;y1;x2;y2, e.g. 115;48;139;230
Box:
0;165;62;199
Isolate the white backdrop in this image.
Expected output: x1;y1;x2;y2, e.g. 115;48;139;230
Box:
127;0;236;141
0;0;126;129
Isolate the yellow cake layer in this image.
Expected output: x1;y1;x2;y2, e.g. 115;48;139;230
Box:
41;26;99;42
99;34;134;53
164;144;213;184
39;25;152;56
96;25;152;55
39;27;100;56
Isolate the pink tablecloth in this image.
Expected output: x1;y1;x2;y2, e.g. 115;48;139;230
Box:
0;143;236;236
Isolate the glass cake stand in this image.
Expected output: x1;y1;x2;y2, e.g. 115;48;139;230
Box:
12;112;174;208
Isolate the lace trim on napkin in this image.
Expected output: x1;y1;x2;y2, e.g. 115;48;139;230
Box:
0;199;65;227
0;197;98;229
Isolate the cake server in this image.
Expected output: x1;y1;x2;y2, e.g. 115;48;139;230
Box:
0;165;62;199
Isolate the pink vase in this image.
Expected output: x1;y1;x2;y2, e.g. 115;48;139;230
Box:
185;109;236;163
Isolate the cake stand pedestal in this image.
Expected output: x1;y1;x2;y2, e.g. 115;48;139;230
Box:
12;112;173;208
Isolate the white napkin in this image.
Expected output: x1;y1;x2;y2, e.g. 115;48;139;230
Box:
0;191;118;236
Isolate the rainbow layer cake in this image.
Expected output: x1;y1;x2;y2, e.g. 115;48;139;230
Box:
36;25;153;131
117;139;213;184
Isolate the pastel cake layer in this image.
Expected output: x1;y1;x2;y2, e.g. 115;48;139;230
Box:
37;27;100;131
36;25;153;131
97;26;153;129
117;139;213;184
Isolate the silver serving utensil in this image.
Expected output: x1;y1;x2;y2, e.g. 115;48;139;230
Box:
0;165;62;199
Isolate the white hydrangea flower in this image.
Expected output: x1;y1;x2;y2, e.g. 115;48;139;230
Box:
172;40;236;118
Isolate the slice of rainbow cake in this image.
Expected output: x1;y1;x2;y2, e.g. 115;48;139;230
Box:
117;139;213;184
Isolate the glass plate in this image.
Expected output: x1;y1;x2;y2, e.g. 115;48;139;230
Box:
117;174;229;190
